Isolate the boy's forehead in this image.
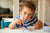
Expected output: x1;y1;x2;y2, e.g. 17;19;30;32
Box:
22;6;35;12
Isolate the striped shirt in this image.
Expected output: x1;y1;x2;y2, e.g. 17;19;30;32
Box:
15;15;38;27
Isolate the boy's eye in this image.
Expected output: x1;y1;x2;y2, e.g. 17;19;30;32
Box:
28;14;31;16
24;12;26;14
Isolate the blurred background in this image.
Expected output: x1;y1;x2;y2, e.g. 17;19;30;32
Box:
0;0;13;29
0;0;13;18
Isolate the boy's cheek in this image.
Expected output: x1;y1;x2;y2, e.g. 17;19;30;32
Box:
28;17;31;20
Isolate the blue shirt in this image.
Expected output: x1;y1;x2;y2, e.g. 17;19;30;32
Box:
15;15;38;27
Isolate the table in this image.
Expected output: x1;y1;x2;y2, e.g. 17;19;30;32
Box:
0;26;50;33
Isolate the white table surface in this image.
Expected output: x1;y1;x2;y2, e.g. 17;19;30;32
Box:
0;26;50;33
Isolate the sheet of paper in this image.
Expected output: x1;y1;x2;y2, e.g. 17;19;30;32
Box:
19;26;35;32
43;26;50;32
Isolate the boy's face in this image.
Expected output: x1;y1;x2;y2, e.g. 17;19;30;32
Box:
20;6;35;21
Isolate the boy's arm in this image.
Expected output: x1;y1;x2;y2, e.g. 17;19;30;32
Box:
9;19;17;29
9;18;25;29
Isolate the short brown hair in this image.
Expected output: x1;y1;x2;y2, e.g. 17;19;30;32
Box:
22;1;36;11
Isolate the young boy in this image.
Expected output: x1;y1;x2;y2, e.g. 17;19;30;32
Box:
9;1;43;29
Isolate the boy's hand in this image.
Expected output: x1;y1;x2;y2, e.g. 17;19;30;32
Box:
34;24;40;29
16;18;25;26
34;20;43;29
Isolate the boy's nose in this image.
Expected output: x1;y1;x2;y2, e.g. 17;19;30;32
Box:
25;15;28;18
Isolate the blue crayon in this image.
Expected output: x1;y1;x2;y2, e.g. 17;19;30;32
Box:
21;24;27;29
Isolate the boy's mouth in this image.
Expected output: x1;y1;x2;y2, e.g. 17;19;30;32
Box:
24;18;28;21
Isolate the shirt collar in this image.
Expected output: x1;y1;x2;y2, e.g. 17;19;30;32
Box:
19;15;29;23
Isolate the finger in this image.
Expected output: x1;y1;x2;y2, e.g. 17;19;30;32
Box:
16;21;19;24
20;21;22;25
17;21;20;25
22;21;25;26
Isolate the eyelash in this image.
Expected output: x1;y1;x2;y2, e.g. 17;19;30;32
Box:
29;14;31;16
24;12;26;14
24;12;31;16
